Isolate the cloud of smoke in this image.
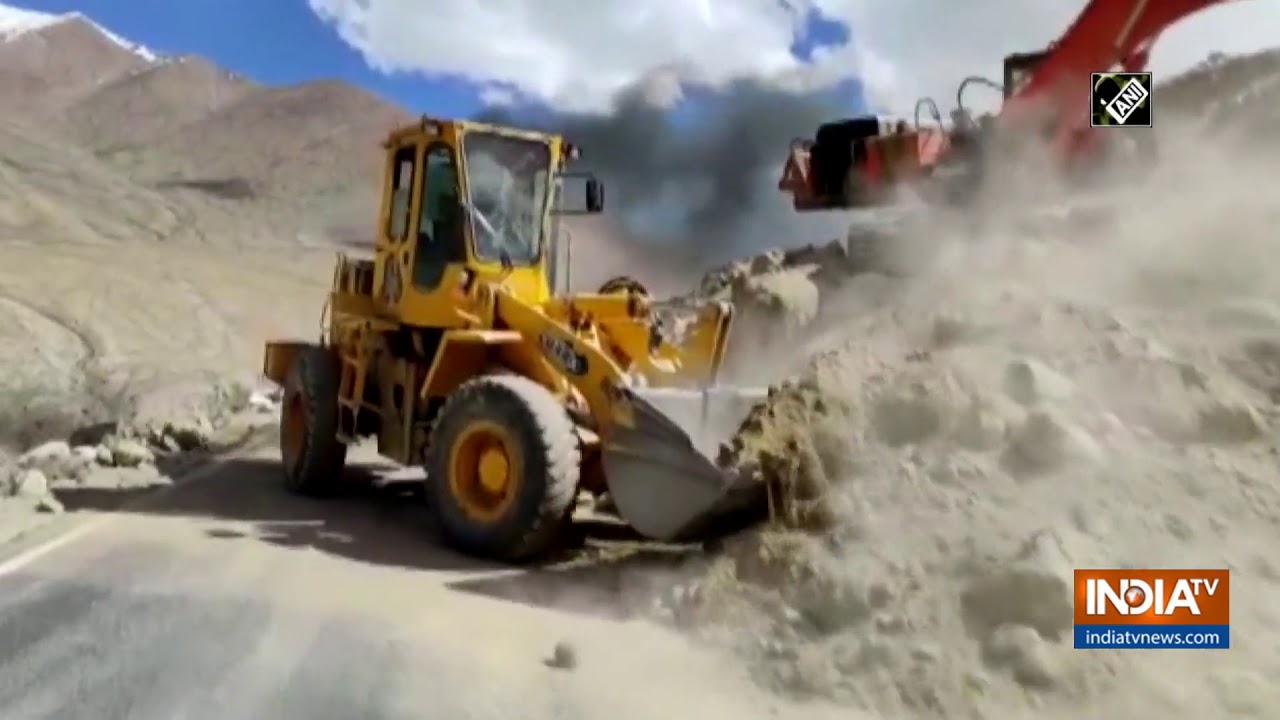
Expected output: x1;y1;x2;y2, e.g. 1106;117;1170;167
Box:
478;77;857;265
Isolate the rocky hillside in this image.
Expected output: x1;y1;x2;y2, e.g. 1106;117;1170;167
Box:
1162;48;1280;140
65;55;257;152
0;12;152;115
0;3;408;246
120;79;410;206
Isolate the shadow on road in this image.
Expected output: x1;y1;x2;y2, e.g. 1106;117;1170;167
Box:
446;547;704;621
56;457;483;572
52;455;712;620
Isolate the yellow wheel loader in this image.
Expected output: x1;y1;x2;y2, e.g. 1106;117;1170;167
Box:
261;116;767;563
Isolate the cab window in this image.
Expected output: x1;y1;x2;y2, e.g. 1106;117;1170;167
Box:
460;132;551;266
387;145;416;242
414;144;462;289
419;145;460;247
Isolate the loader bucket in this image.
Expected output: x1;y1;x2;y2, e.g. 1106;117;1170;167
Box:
601;385;769;542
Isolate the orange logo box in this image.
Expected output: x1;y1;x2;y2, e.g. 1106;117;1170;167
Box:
1073;569;1229;625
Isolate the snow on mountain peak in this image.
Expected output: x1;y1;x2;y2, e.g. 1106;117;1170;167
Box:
0;2;55;39
76;14;158;62
0;2;158;62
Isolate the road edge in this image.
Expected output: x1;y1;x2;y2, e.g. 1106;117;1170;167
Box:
0;426;276;577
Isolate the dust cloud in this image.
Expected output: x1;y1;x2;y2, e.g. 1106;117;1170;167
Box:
521;64;1280;719
641;102;1280;717
477;76;853;266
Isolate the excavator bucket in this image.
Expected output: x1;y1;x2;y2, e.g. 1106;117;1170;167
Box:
601;385;769;542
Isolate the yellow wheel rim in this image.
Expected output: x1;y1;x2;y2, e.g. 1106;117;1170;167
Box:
447;421;520;521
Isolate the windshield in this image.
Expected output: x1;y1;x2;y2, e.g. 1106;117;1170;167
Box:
461;132;552;266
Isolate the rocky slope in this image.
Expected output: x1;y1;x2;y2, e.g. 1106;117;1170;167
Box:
0;13;152;116
64;55;257;152
0;3;408;247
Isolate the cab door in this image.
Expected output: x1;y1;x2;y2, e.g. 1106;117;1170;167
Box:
375;141;421;310
391;127;473;330
412;143;466;291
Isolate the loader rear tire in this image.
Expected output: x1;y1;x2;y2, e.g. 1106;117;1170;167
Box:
280;345;347;496
426;375;580;563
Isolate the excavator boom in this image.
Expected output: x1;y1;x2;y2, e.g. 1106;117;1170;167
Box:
780;0;1239;211
1002;0;1235;164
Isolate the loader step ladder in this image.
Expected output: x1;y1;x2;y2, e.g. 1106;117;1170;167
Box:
335;339;379;443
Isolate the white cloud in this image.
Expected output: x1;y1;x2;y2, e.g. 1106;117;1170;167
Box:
307;0;836;113
308;0;1280;115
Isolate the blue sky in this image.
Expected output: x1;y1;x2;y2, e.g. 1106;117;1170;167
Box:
13;0;863;118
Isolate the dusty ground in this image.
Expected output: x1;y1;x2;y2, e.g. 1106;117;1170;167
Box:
0;442;859;720
631;114;1280;718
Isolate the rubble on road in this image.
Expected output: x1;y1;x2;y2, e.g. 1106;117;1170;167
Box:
636;97;1280;715
647;276;1280;714
0;378;282;518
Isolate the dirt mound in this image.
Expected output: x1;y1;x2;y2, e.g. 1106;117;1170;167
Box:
646;85;1280;718
663;238;899;384
667;276;1280;717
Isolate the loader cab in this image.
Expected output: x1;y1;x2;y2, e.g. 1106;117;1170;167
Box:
372;117;602;328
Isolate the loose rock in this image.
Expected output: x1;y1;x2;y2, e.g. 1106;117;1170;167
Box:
546;641;578;670
983;623;1058;689
17;440;71;470
9;468;49;498
109;438;154;468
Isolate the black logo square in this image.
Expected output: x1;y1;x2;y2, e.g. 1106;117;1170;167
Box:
1091;72;1153;128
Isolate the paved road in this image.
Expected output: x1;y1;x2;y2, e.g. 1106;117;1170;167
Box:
0;445;832;720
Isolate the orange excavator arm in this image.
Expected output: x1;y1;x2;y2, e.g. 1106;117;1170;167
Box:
780;0;1241;211
1002;0;1238;165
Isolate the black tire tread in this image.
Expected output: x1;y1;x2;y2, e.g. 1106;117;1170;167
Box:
426;374;580;562
281;345;348;495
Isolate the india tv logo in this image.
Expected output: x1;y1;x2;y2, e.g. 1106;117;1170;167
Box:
1073;569;1229;649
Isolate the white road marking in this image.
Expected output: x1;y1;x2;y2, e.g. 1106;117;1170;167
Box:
0;516;112;579
0;457;235;579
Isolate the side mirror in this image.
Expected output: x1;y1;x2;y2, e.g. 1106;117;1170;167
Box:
585;178;604;213
553;172;604;215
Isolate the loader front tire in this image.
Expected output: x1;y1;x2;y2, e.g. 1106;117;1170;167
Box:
280;345;347;495
426;375;580;563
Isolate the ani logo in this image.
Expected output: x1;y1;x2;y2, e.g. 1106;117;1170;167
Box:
1089;71;1153;128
